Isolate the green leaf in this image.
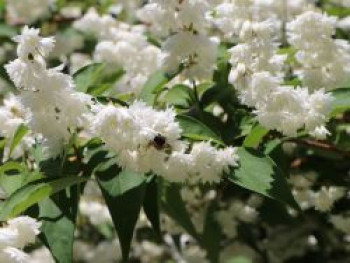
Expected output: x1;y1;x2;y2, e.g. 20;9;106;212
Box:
200;203;221;263
140;71;173;105
0;139;6;161
0;176;87;221
96;166;146;261
162;84;195;108
8;124;29;158
0;24;17;38
228;148;299;210
74;63;104;92
330;88;350;116
225;256;253;263
0;162;26;195
214;44;231;87
176;115;223;144
73;63;124;95
143;176;161;235
160;182;199;239
0;162;42;196
39;187;79;263
243;125;268;148
325;6;350;18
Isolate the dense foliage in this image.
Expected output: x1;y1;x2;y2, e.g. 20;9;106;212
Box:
0;0;349;262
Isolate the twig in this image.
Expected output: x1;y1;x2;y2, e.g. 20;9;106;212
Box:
287;138;350;158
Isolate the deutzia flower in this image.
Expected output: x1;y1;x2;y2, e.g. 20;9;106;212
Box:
73;8;116;40
79;199;112;226
162;32;218;80
5;27;92;156
91;102;239;184
13;26;55;60
0;247;29;263
7;216;42;249
0;216;41;263
287;11;350;90
91;101;185;174
313;186;346;212
330;215;350;235
187;142;239;184
138;0;217;80
138;0;213;36
6;0;55;24
0;93;35;160
0;228;18;249
93;23;163;95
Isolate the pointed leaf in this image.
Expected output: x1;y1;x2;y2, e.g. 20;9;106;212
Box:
9;124;29;158
330;88;350;116
96;166;146;261
228;148;299;210
0;176;87;220
140;71;174;105
0;162;42;196
243;125;268;148
160;182;199;239
143;176;161;235
200;203;221;263
162;84;195;108
176;115;223;145
39;187;79;263
73;63;124;95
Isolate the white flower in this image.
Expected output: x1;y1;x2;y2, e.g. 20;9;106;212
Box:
188;142;239;184
5;58;45;90
7;216;42;249
137;3;176;37
313;186;346;212
0;228;18;249
162;32;218;80
94;28;163;95
287;11;336;51
79;199;112;225
74;8;116;40
13;26;55;59
6;27;92;156
91;102;184;174
287;11;350;90
0;247;29;263
138;0;212;35
309;126;330;140
91;102;239;184
6;0;54;24
0;93;35;160
0;217;41;263
211;1;252;38
28;247;55;263
330;215;350;235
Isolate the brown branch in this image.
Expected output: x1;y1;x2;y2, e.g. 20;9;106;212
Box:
288;138;350;159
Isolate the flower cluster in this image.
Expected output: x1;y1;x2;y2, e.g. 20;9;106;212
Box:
4;26;239;184
91;101;239;184
74;8;163;95
5;26;91;156
138;0;218;80
217;3;336;138
287;11;350;91
0;1;349;262
290;173;346;212
0;216;41;263
6;0;54;24
0;94;35;160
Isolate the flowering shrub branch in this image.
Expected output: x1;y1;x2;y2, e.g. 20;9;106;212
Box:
0;1;349;263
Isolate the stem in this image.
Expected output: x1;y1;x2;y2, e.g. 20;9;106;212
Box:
192;79;202;110
287;138;350;158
